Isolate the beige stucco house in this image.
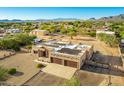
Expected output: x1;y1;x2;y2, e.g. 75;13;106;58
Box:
32;40;93;69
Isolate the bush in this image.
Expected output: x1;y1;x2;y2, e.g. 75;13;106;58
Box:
8;68;16;75
0;67;8;81
0;33;36;51
37;64;43;68
97;33;119;47
86;32;96;37
63;77;81;86
25;45;32;49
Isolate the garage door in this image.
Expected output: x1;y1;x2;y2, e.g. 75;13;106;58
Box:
64;60;77;68
51;57;62;65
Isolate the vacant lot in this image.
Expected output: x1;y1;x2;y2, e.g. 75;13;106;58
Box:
0;52;39;85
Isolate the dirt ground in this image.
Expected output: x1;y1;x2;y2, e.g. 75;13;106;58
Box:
23;72;66;86
0;52;40;85
75;70;107;86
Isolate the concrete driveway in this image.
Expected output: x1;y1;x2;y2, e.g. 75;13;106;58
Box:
42;63;77;79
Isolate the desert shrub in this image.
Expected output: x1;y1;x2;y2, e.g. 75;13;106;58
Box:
97;33;119;47
8;68;16;75
25;45;32;49
0;33;36;51
63;77;81;86
87;32;96;37
37;64;43;68
0;67;8;81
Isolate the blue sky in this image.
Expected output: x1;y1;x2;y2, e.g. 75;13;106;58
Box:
0;7;124;20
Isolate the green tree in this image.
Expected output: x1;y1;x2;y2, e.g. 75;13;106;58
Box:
0;33;36;51
67;27;77;39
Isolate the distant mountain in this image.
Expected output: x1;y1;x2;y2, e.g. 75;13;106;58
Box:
52;18;79;21
1;14;124;22
98;14;124;21
88;18;96;21
0;19;25;22
0;18;79;22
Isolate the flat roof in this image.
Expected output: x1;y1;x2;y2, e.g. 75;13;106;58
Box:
96;30;115;35
33;40;92;56
57;48;81;55
32;29;48;32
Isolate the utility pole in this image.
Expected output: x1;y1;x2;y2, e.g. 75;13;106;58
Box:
108;63;112;86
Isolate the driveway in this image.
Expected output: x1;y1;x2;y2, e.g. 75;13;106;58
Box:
42;63;77;79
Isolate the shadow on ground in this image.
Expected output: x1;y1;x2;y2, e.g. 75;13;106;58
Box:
81;63;124;77
13;71;24;77
76;38;95;41
75;70;106;86
92;51;123;66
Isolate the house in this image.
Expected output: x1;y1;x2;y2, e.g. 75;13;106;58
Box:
96;30;115;39
0;28;6;39
32;40;93;69
33;38;42;44
96;30;115;35
120;39;124;47
0;28;5;34
6;29;22;34
29;29;49;38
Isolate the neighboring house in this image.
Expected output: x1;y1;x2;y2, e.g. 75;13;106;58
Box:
0;28;6;39
32;40;93;69
29;29;49;38
6;29;22;34
33;38;42;44
0;28;5;34
120;39;124;47
96;30;115;39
